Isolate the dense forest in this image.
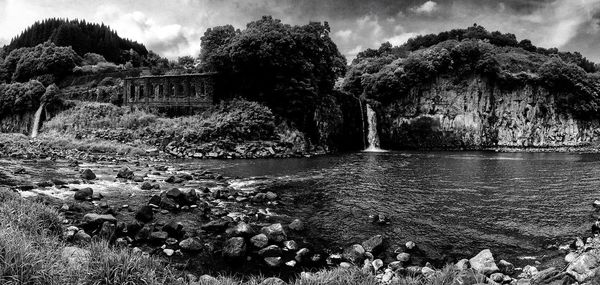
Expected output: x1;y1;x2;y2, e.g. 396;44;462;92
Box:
3;18;148;64
343;24;600;120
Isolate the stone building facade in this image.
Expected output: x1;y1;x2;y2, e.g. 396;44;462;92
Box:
123;73;217;110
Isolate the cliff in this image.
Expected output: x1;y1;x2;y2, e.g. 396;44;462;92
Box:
379;76;600;149
0;112;36;135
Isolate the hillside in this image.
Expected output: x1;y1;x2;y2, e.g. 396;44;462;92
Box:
342;25;600;149
3;18;148;64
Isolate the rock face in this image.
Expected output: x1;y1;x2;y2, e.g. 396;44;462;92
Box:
469;249;499;275
380;76;600;149
223;237;246;257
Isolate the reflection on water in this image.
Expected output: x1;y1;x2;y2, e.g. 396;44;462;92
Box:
194;151;600;262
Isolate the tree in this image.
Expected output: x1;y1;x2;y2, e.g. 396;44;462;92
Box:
8;42;81;82
177;56;195;69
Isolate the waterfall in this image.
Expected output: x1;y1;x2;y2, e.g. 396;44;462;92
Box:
30;103;45;138
364;104;385;152
357;97;366;149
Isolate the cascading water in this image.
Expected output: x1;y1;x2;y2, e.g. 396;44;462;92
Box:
30;103;45;138
364;104;385;152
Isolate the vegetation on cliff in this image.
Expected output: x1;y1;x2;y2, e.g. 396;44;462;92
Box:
343;24;600;120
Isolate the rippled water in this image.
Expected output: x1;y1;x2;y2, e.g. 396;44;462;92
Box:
195;151;600;264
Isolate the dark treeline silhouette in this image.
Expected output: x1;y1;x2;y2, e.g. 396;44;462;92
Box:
5;18;148;64
355;24;598;73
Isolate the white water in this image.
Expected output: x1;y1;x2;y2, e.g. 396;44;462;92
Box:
30;103;44;138
364;104;385;152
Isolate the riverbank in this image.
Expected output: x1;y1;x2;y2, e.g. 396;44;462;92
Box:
1;152;600;285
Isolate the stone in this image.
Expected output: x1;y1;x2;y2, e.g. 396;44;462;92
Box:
250;233;269;249
264;257;282;267
389;261;402;270
82;213;116;226
289;219;304;231
516;279;531;285
99;221;115;240
149;231;168;243
498;259;514;275
201;219;230;232
74;188;93;201
179;237;203;252
405;241;416;250
283;240;298;251
148;195;161;206
565;252;580;263
456;259;470;270
133;176;145;183
530;267;560;284
62;246;90;268
198;275;219;284
372;259;384;272
566;250;600;283
265;191;278;200
490;273;504;283
223;237;246;257
343;244;366;264
135;205;154;223
469;249;499;275
80;169;96;180
295;248;310;262
339;262;352;268
163;248;174;256
159;197;178;211
397;252;410;262
162;221;184;238
362;235;384;253
261;223;287;243
117;168;134;179
422;267;436;278
258;245;282;257
285;260;297;267
73;230;91;244
140;182;153;190
260;277;286;285
226;222;253;237
166;188;183;200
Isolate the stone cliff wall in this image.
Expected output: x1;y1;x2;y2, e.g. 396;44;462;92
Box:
379;76;600;149
0;112;35;135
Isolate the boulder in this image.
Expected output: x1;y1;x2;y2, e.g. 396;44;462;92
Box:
261;223;287;243
166;188;183;201
258;245;282;257
80;169;96;180
362;235;384;253
162;221;184;238
343;244;366;264
140;182;153;190
396;252;410;263
226;222;253;237
223;237;246;257
148;195;161;206
74;188;93;201
179;237;203;252
135;205;154;223
73;230;91;244
201;219;230;232
250;233;269;248
288;219;304;231
469;249;499;275
117;168;134;179
149;231;168;244
283;240;298;251
498;259;514;275
566;250;600;283
264;257;282;267
82;213;116;226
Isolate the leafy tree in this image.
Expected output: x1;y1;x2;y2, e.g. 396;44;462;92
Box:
177;56;195;69
3;42;81;82
0;80;46;115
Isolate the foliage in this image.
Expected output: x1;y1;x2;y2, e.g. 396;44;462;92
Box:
0;80;46;115
5;18;148;64
1;42;81;82
200;16;347;136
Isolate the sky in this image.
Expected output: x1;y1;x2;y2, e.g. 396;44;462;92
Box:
1;0;599;62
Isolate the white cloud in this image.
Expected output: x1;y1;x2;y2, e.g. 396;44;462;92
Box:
411;1;438;15
334;29;353;41
385;33;418;46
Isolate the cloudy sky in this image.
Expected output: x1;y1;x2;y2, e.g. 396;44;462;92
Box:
1;0;599;62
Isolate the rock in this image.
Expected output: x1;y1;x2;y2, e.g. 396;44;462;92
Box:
405;241;416;250
140;182;153;190
80;169;96;180
397;252;411;262
285;260;297;267
469;249;499;275
456;259;470;270
163;248;174;256
327;253;343;265
162;221;184;238
73;230;91;244
422;267;436;278
149;231;168;244
362;235;384;253
99;221;115;240
179;237;203;252
258;245;282;257
165;176;184;184
223;237;246;257
283;240;298;251
498;259;514;275
135;205;154;223
517;279;531;285
166;188;183;200
159;197;178;211
382;269;394;282
260;277;285;285
265;191;278;200
117;168;134;179
490;273;505;283
133;176;145;183
343;244;366;264
520;265;539;279
264;257;282;267
61;246;90;268
289;219;304;231
226;222;253;237
372;259;384;272
250;233;269;249
565;252;580;263
295;248;310;262
566;250;600;283
339;262;353;268
388;261;402;270
198;275;218;284
74;188;93;201
261;223;287;243
82;213;116;226
531;267;560;284
115;237;128;247
148;195;161;206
